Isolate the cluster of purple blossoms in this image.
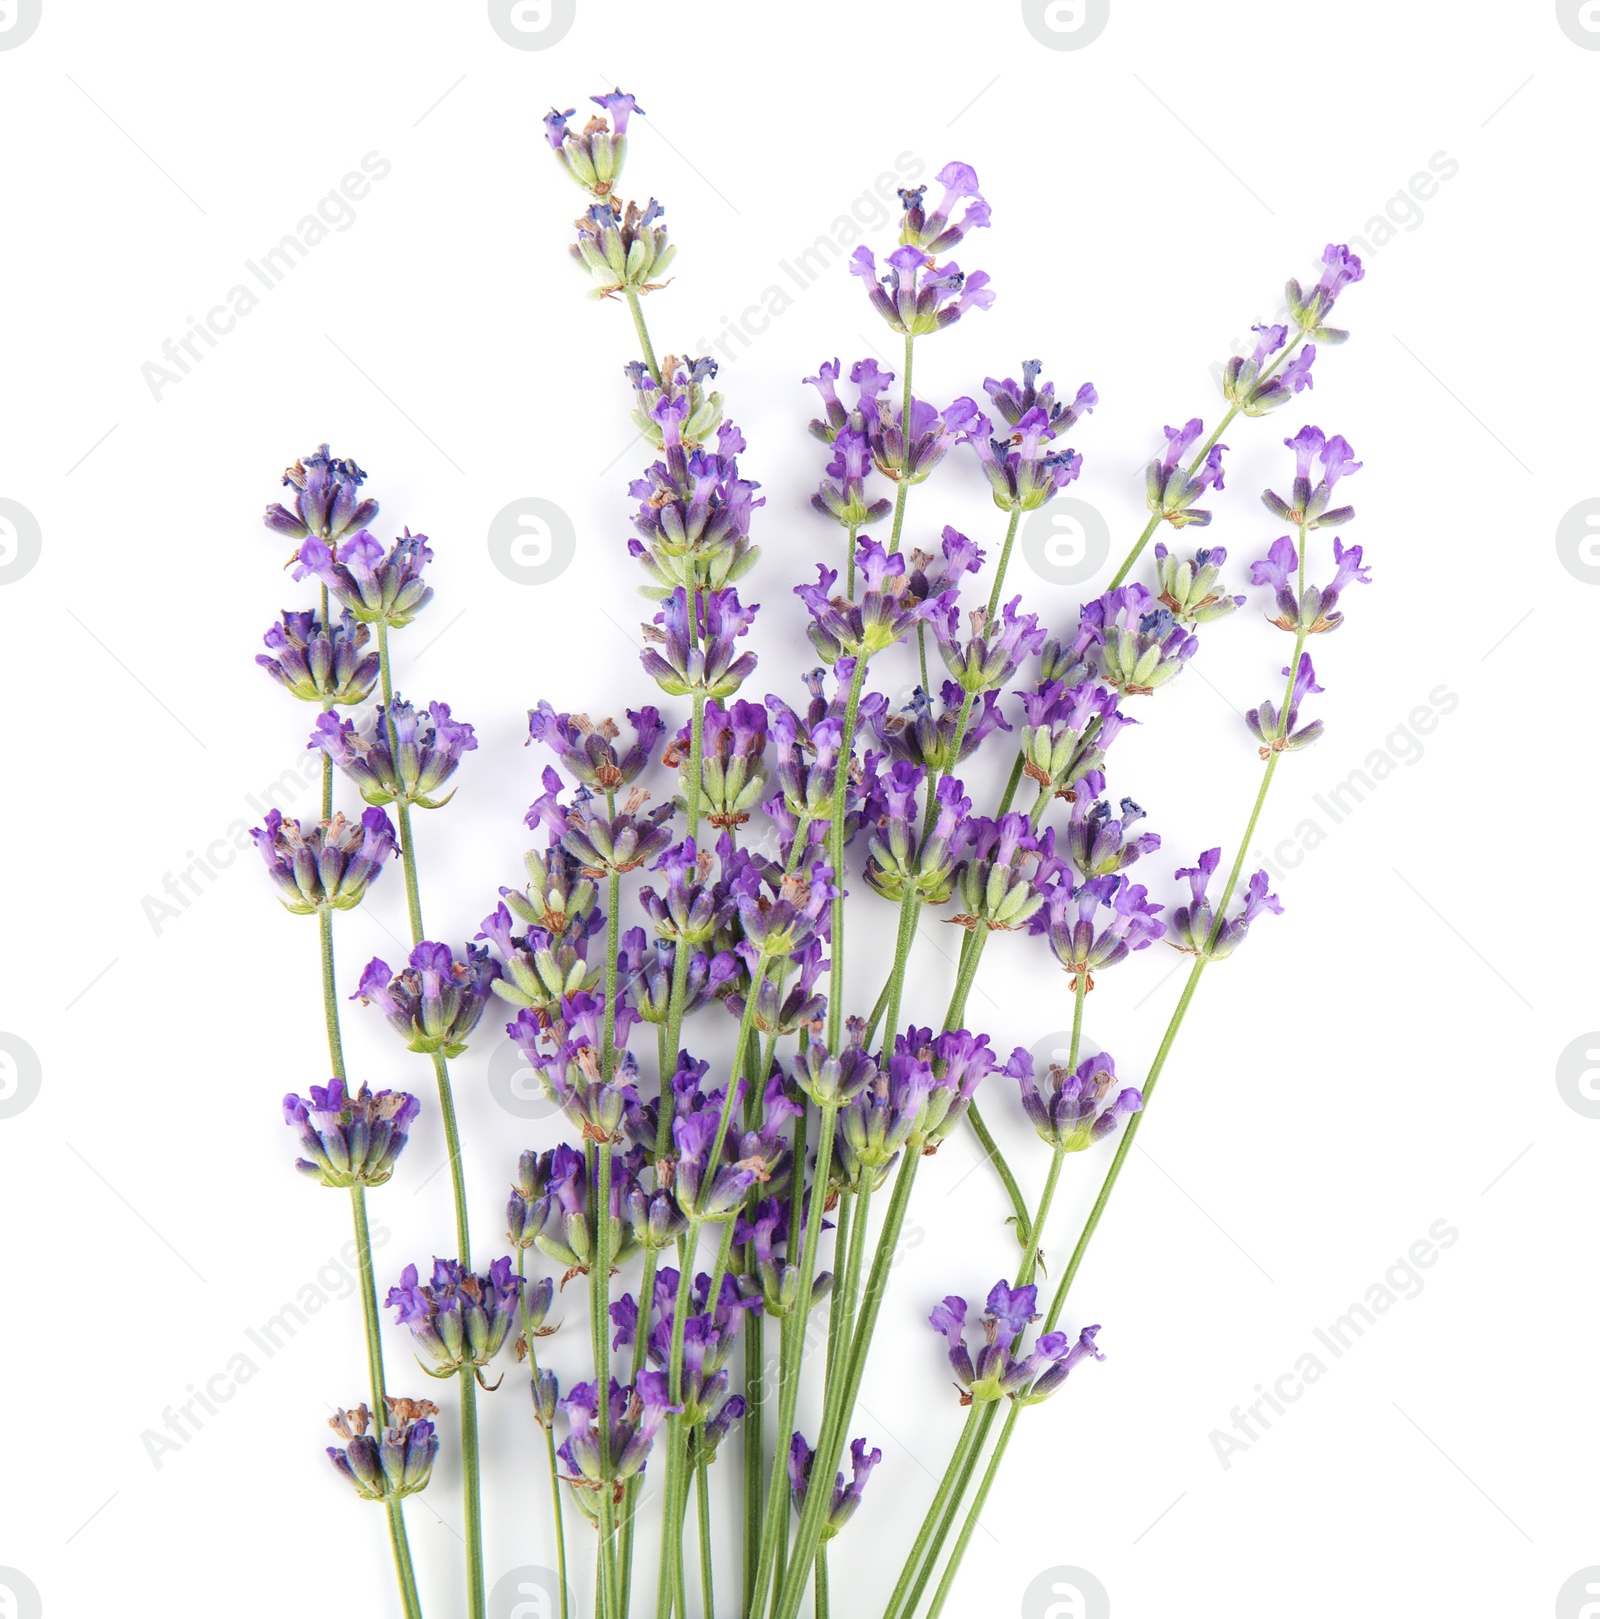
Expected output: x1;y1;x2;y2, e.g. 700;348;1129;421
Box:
1168;849;1283;960
1016;1050;1143;1153
252;806;395;914
929;1281;1104;1406
1222;323;1317;417
557;1373;680;1513
312;699;478;810
861;762;967;907
1083;584;1199;696
641;587;759;700
962;360;1097;513
1031;872;1166;991
354;941;499;1058
284;1078;420;1188
1065;795;1160;881
931;596;1047;696
685;700;769;829
1246;652;1327;757
529;766;677;877
1146;418;1230;530
1252;535;1371;636
805;359;896;531
263;444;377;547
1264;425;1363;531
529;702;663;795
1016;680;1123;800
789;1434;882;1540
611;1267;755;1429
949;814;1056;932
1153;544;1244;626
797;540;950;663
293;528;434;628
257;609;379;706
1288;243;1367;341
388;1257;525;1374
327;1398;439;1502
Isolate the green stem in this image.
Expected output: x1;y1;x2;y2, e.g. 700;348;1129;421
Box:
815;1543;830;1619
898;1402;998;1619
922;1403;1018;1619
826;658;871;1053
319;910;346;1079
592;1141;617;1617
460;1370;486;1619
696;1459;716;1619
518;1250;570;1619
984;508;1023;620
879;1403;985;1619
887;331;916;554
624;286;661;382
432;1051;472;1264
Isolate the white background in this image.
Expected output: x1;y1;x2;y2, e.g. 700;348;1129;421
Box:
0;2;1594;1616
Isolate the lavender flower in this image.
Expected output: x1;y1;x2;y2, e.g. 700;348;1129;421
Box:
1153;544;1244;625
1223;324;1318;416
529;703;663;794
1263;425;1364;531
737;1197;833;1318
283;1078;420;1188
571;197;674;298
505;1000;645;1144
256;609;379;705
950;815;1053;932
1031;874;1165;990
545;88;641;196
862;763;967;906
1145;419;1228;530
1017;681;1124;799
930;1281;1105;1405
1251;534;1371;635
685;700;769;829
797;540;947;663
641;586;758;699
611;1267;756;1423
498;842;600;945
477;899;596;1017
1246;653;1326;754
252;807;395;914
1065;796;1160;880
850;244;994;336
788;1433;882;1539
529;768;676;876
931;597;1047;695
1287;243;1366;342
962;364;1095;513
292;528;434;627
629;353;724;448
327;1398;439;1501
898;162;990;253
872;682;1009;775
387;1256;524;1373
1015;1050;1143;1153
354;942;499;1057
312;699;477;809
1084;585;1198;696
863;394;983;486
1168;848;1283;960
558;1373;680;1510
263;444;377;546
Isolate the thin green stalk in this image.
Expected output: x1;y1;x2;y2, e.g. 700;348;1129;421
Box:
518;1249;570;1619
658;693;708;1157
822;1189;856;1384
815;1543;829;1619
592;1141;618;1618
887;331;916;554
771;1152;920;1619
624;286;661;382
616;1242;658;1614
846;521;860;600
432;1051;472;1264
922;1403;1018;1619
1106;330;1309;589
897;1402;999;1619
879;1403;985;1619
695;1459;716;1619
319;911;346;1078
826;658;871;1053
460;1370;486;1619
983;508;1023;620
743;1303;765;1610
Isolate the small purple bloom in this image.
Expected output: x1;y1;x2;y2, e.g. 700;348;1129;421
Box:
283;1077;420;1188
263;444;377;546
387;1256;524;1372
252;806;395;914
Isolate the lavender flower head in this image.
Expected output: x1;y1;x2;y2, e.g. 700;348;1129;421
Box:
1031;873;1165;990
572;196;674;299
283;1077;421;1188
263;444;377;546
327;1397;438;1501
1084;585;1198;696
545;88;642;196
1015;1049;1142;1153
641;586;758;699
252;806;395;914
1146;418;1228;530
354;941;499;1057
1287;243;1366;341
387;1256;524;1373
1246;652;1326;755
1263;425;1364;531
257;609;379;706
1153;544;1243;625
1169;848;1283;960
312;699;477;809
529;702;663;794
930;1281;1105;1405
788;1433;883;1539
558;1372;680;1512
293;527;434;627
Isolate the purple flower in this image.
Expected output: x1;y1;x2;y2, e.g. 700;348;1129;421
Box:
252;806;395;914
1250;531;1371;636
795;1029;880;1108
1030;874;1165;990
850;243;994;336
898;160;990;253
611;1266;756;1423
558;1373;680;1507
1065;795;1160;880
1083;584;1198;696
931;1281;1105;1405
682;699;769;829
629;353;724;451
312;699;477;809
797;540;947;662
931;596;1047;695
263;444;377;545
725;936;828;1037
1152;544;1244;625
327;1397;439;1501
528;767;677;876
1015;1049;1142;1153
1246;652;1326;755
292;527;434;628
863;394;984;486
870;682;1010;776
1169;849;1283;960
387;1256;524;1373
1146;419;1228;530
505;995;646;1145
950;814;1055;932
733;861;838;962
862;762;967;906
546;88;642;196
1264;425;1364;530
838;1041;938;1185
353;941;499;1057
788;1433;883;1539
283;1077;420;1188
256;609;379;706
1287;243;1365;340
1017;679;1122;799
641;587;759;699
529;702;663;795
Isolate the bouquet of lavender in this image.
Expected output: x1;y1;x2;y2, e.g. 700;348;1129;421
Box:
251;87;1367;1619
